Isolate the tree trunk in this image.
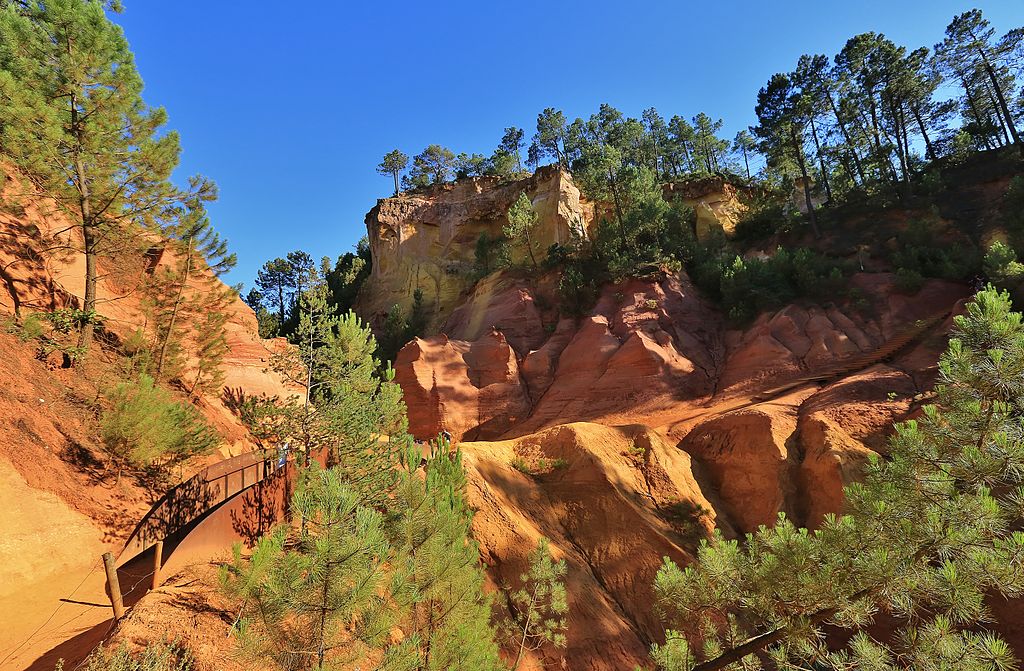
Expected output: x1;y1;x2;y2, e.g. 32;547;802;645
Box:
790;124;820;239
912;104;936;160
867;98;900;186
316;560;331;670
512;586;541;671
392;170;400;197
978;49;1022;150
71;95;96;355
809;116;832;203
825;90;867;185
742;147;750;180
607;167;628;251
984;81;1013;146
960;74;996;150
156;236;193;379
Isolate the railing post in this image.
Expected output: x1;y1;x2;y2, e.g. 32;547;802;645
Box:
152;540;163;591
102;551;125;620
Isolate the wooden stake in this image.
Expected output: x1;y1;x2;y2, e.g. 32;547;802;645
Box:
101;551;125;620
152;540;163;591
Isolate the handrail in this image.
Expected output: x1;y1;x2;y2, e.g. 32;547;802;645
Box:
117;449;281;564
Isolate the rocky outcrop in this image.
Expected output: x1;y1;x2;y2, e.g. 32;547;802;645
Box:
461;422;728;671
357;166;589;329
663;176;747;239
393;271;725;442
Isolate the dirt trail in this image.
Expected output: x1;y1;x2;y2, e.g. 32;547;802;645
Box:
0;460;113;671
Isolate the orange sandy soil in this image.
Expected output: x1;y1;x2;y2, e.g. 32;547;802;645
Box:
0;327;154;671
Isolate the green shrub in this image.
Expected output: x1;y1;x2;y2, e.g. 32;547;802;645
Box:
889;219;980;283
716;247;848;324
1002;176;1024;252
56;641;194;671
15;313;44;342
101;374;219;481
984;241;1024;289
511;456;568;475
733;192;796;241
895;267;925;293
43;307;98;334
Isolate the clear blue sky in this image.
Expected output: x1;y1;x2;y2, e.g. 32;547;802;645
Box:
114;1;1023;290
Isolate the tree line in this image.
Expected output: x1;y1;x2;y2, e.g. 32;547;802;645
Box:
377;9;1023;233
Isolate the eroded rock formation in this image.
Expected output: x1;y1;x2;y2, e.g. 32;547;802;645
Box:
357;166;589;328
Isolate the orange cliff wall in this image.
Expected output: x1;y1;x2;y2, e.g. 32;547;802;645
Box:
0;171;299;453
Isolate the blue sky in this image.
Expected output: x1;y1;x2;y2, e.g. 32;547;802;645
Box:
114;1;1023;290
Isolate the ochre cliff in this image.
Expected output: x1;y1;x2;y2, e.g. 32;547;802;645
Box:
357;166;590;328
663;175;748;239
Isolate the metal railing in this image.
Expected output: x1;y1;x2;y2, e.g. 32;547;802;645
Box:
118;449;286;564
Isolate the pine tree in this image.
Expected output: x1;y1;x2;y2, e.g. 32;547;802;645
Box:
256;257;296;329
221;464;401;671
649;287;1024;671
937;10;1022;152
731;131;756;180
272;268;408;505
754;72;821;238
0;0;212;353
504;538;568;670
504;192;541;270
151;202;235;382
378;149;410;196
499;127;525;172
391;445;505;671
534;108;568;167
100;373;219;484
405;145;456;188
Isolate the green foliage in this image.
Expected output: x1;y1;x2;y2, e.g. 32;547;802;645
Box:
649;287;1024;671
100;373;219;482
378;303;409;366
502;538;568;670
0;0;214;352
243;288;281;339
14;313;44;342
1002;176;1024;250
324;239;371;315
504;192;542;269
271;269;408;505
984;241;1024;289
221;464;398;670
510;456;568;476
56;641;195;671
404;144;456;189
222;448;505;671
42;308;100;335
698;247;848;324
890;219;980;288
378;149;410;196
255;256;296;330
390;445;505;671
732;191;797;241
473;231;507;279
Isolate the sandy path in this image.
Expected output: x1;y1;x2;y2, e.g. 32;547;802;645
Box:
0;458;113;671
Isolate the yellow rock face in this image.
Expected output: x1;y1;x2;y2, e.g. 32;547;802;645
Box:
356;166;589;328
663;176;748;240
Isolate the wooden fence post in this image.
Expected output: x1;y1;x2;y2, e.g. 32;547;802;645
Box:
152;540;163;591
101;551;125;620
